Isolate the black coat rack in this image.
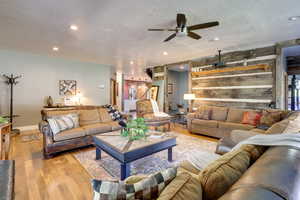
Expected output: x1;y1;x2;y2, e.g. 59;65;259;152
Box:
2;74;21;133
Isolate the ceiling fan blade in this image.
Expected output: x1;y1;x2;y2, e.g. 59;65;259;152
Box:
177;13;186;28
148;28;176;31
164;33;177;42
188;21;219;31
188;32;202;40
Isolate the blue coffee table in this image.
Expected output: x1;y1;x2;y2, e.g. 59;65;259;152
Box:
93;131;176;180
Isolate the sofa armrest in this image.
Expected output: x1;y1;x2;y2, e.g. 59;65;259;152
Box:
39;120;54;144
187;113;196;119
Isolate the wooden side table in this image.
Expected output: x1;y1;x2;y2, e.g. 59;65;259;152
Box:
0;123;11;160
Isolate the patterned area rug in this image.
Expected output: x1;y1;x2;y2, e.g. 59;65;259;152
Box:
74;132;217;180
21;134;40;142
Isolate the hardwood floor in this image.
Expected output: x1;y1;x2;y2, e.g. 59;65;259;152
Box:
10;125;217;200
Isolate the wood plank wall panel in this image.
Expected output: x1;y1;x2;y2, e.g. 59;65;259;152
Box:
191;46;276;109
153;66;165;81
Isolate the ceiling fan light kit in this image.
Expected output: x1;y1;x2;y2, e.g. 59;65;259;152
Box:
148;13;219;42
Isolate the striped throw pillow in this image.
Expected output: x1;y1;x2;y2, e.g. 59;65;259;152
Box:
47;113;79;135
92;167;177;200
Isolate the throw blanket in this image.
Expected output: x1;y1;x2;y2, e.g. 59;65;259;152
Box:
233;133;300;150
150;99;170;118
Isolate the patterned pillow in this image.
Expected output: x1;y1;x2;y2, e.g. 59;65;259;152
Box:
241;111;262;126
47;113;79;135
92;167;177;200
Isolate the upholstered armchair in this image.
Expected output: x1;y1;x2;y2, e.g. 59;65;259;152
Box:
136;99;172;130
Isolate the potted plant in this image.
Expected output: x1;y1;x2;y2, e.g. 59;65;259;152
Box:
121;118;148;141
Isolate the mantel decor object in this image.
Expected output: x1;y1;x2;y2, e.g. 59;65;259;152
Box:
121;118;148;141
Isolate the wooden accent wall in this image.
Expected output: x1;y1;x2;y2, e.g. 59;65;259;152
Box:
191;46;276;109
153;66;165;81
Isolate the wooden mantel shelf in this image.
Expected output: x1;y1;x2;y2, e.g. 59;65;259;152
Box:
191;64;270;76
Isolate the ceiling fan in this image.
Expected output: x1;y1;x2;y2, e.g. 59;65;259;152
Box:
148;13;219;42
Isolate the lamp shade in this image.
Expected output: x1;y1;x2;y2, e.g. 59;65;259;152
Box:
184;93;196;100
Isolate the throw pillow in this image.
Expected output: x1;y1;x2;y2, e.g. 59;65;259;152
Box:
98;108;112;122
260;110;282;127
195;106;212;120
241;111;262;126
199;145;252;200
157;172;202;200
92;167;177;200
47;113;79;135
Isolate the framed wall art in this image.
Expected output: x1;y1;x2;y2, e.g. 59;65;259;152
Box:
59;80;77;95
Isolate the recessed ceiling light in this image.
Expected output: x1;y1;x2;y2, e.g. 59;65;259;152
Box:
289;16;300;21
70;25;78;31
130;61;134;65
163;51;168;56
52;46;59;51
213;37;220;41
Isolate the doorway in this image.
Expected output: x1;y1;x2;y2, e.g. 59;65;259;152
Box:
283;45;300;110
166;64;189;114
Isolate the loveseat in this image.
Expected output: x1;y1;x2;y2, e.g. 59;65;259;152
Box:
39;106;122;158
187;105;292;138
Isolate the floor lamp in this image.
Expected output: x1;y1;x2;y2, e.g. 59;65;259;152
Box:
184;93;196;112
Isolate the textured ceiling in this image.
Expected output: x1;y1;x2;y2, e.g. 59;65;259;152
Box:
0;0;300;75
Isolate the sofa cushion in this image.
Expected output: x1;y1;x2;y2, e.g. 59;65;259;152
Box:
158;172;202;200
82;123;112;135
178;161;201;175
250;128;266;134
53;127;86;142
199;145;252;200
79;109;101;126
218;121;254;131
195;105;212;120
44;110;79;118
211;106;228;121
265;119;290;134
98;108;112;122
226;108;251;123
92;167;177;200
192;119;218;128
241;111;262;126
106;121;122;131
260;110;282;126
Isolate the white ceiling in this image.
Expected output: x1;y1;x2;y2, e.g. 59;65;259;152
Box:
1;0;300;75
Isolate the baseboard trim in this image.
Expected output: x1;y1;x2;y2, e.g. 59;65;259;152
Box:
15;125;38;132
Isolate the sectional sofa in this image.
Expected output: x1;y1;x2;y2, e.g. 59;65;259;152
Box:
187;105;293;138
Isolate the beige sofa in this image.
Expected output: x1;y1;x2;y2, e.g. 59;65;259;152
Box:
39;106;122;158
187;106;292;138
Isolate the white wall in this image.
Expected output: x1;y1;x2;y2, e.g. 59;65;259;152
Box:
0;50;112;126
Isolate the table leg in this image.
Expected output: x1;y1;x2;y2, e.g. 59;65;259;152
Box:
4;133;10;160
168;147;173;162
95;147;101;160
121;163;130;181
0;132;3;160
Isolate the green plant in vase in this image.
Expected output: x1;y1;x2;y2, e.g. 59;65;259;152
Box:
121;118;148;141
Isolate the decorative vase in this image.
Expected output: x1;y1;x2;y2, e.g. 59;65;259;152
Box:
47;96;54;107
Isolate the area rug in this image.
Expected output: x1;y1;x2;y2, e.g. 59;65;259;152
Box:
21;134;40;142
74;132;217;180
